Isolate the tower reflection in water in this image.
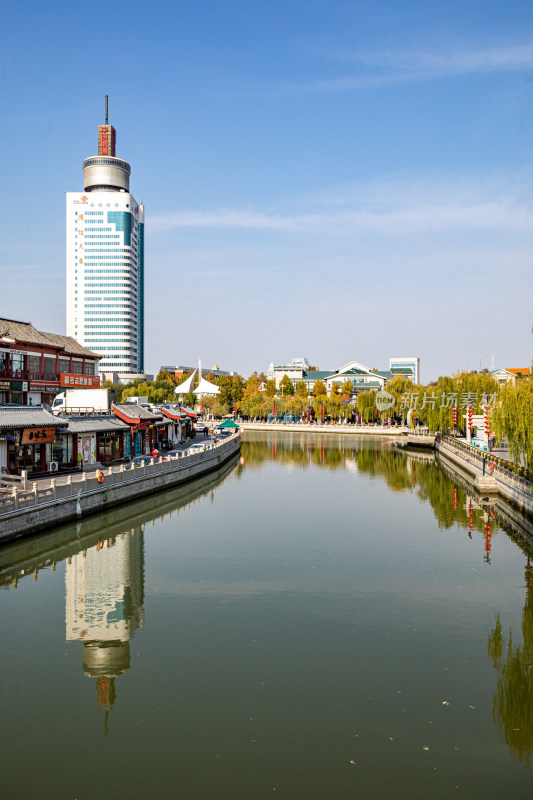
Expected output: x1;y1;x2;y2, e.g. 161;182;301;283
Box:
65;528;145;734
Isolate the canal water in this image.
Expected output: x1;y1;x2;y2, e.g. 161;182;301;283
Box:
1;431;532;799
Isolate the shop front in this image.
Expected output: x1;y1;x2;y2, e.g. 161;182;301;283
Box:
112;404;162;456
29;381;61;406
97;430;124;465
0;407;63;475
53;416;129;470
160;407;183;447
10;426;57;475
0;379;30;406
51;429;77;471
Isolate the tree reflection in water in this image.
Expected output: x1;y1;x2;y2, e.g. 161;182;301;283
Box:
241;434;497;537
242;432;533;765
488;559;533;765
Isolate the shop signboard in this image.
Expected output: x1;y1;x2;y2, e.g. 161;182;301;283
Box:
21;427;56;445
30;382;60;392
0;381;10;390
60;373;101;388
10;381;28;391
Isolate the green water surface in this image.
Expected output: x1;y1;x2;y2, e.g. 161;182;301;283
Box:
1;432;532;799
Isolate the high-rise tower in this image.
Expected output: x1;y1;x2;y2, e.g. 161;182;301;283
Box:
66;99;144;375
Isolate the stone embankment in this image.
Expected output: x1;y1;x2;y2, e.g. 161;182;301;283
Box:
436;435;533;518
0;434;241;542
238;421;428;438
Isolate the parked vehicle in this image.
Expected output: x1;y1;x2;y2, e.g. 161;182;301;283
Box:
52;388;116;415
128;453;171;467
188;444;205;454
128;455;153;467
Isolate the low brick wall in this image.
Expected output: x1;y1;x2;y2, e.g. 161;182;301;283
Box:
0;435;241;542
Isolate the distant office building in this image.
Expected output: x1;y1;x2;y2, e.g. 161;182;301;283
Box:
389;357;419;384
101;371;154;386
161;364;236;379
66;100;145;376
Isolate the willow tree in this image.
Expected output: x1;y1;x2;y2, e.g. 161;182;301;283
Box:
491;378;533;468
411;371;500;434
356;390;377;423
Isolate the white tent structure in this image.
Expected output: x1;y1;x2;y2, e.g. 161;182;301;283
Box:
174;369;197;395
194;377;220;398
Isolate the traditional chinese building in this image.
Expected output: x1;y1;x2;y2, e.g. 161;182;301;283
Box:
0;317;101;406
0;406;65;475
111;403;162;456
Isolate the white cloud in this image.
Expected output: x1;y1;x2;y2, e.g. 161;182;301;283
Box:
150;173;533;236
335;42;533;74
259;42;533;96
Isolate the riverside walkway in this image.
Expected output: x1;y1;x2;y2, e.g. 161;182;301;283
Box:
0;433;241;542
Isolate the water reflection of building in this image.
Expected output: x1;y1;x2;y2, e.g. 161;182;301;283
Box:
65;528;144;733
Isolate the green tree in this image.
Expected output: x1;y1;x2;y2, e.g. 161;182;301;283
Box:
243;375;260;400
295;380;308;398
183;391;196;408
341;380;353;397
156;369;177;384
492;377;533;468
279;375;295;396
312;379;326;396
356;389;377;423
265;379;276;397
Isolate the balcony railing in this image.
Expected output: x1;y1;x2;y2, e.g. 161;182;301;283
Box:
0;369;95;382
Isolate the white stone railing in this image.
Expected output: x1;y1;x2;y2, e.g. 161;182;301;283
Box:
0;434;240;517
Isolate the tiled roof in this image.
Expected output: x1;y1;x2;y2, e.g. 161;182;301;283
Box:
55;415;129;434
0;318;100;359
0;406;62;429
390;367;414;375
302;371;333;380
334;367;369;376
40;331;101;358
112;403;163;421
505;367;530;376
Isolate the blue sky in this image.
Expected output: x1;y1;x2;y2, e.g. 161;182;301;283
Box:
1;0;532;381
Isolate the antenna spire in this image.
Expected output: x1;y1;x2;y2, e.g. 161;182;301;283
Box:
105;95;108;125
